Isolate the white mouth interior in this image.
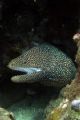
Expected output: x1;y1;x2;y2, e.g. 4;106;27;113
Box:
13;67;42;75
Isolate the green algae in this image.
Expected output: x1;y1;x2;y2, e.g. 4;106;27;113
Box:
8;94;51;120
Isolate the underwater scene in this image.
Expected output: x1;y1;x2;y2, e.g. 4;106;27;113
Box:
0;0;80;120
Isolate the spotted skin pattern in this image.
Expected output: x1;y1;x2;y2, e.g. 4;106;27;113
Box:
8;44;76;87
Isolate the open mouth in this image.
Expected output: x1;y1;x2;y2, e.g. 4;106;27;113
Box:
8;67;42;82
9;68;26;79
9;67;42;77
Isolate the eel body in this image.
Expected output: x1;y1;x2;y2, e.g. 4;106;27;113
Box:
8;44;76;87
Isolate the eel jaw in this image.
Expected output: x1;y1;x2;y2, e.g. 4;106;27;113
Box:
11;74;31;83
8;67;42;83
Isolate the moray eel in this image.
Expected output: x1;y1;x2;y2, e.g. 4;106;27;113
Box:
8;44;76;87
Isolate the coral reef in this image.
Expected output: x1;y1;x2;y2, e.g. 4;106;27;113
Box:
71;97;80;112
45;33;80;120
63;33;80;100
45;97;80;120
45;98;69;120
0;107;15;120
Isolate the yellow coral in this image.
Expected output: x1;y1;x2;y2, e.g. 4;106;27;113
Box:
63;80;80;100
46;99;69;120
47;108;64;120
62;33;80;101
